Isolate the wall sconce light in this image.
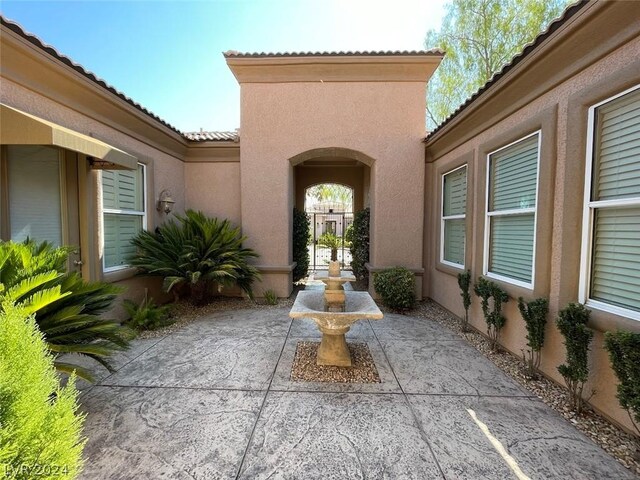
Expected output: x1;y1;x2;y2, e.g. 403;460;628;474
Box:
156;189;175;214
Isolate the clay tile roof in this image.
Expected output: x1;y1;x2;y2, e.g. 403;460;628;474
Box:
223;49;444;58
425;0;589;140
183;131;239;142
0;16;187;137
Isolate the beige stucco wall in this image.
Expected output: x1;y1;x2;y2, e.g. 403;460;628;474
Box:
240;81;428;297
424;34;640;433
0;78;186;311
185;162;241;226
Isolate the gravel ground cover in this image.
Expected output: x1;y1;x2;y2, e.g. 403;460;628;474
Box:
411;299;640;475
290;341;381;384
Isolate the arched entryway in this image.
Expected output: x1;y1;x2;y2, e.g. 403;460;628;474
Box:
291;147;373;275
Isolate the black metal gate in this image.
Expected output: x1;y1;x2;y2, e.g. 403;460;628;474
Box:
308;212;354;271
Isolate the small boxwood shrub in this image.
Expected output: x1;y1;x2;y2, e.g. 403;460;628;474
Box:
457;269;472;332
0;305;85;478
373;267;416;312
604;330;640;435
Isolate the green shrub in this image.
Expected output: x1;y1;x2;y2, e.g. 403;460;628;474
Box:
457;269;472;332
556;303;593;414
123;293;172;331
349;208;370;282
292;208;310;282
0;304;85;479
604;331;640;435
473;277;509;351
317;232;342;261
131;210;260;305
517;297;548;378
0;240;130;381
263;289;278;306
373;267;416;312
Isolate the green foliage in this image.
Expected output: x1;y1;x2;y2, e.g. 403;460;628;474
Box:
556;303;593;414
292;208;311;282
130;210;260;305
373;267;416;312
473;277;509;351
604;331;640;435
424;0;572;129
306;184;353;209
0;304;85;479
263;289;278;306
123;294;172;331
317;232;343;261
517;297;548;378
457;269;472;331
349;208;370;282
0;240;130;382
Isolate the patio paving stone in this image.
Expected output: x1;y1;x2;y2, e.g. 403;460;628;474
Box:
80;386;264;479
237;391;443;480
173;307;292;338
380;338;529;396
408;394;637;480
77;306;633;479
370;313;461;341
101;334;286;390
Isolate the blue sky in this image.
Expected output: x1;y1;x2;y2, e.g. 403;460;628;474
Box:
1;0;447;132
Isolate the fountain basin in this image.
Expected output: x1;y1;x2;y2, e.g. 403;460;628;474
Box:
289;290;383;367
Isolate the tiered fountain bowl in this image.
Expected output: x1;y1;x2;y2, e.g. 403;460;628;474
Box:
289;261;383;367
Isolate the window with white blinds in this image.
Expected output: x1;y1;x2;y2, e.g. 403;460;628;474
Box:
101;163;146;271
441;165;467;267
7;146;63;246
485;132;540;287
581;86;640;319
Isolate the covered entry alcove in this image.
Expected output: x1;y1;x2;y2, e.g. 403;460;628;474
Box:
225;49;443;297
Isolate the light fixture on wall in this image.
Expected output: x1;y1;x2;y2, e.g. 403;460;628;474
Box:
156;189;175;215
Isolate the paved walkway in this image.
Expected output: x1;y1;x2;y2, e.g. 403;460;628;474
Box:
76;308;634;479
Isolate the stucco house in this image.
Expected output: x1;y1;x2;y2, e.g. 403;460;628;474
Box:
0;0;638;433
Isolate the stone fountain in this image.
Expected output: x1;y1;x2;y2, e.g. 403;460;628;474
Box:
289;261;383;367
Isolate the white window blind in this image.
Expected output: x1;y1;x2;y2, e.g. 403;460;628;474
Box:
583;86;640;316
441;166;467;267
7;146;62;246
102;164;145;270
486;133;540;286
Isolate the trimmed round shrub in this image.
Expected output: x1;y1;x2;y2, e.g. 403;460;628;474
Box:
373;267;416;312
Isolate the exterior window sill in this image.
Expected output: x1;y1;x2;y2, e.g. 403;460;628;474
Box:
103;266;138;283
435;261;465;277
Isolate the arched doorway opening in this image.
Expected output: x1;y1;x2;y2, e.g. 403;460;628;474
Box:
305;183;354;269
291;147;373;275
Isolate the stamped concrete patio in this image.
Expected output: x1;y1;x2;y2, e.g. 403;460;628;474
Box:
77;308;635;479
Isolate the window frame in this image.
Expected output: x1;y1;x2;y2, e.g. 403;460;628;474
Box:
483;130;542;289
101;162;147;273
440;164;467;269
579;84;640;321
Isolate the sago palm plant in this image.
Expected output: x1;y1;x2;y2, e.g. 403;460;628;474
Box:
130;210;260;304
0;240;131;381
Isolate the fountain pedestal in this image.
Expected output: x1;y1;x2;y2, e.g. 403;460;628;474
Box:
289;290;383;367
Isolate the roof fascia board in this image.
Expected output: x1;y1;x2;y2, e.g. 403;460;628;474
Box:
226;54;444;84
1;25;189;160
